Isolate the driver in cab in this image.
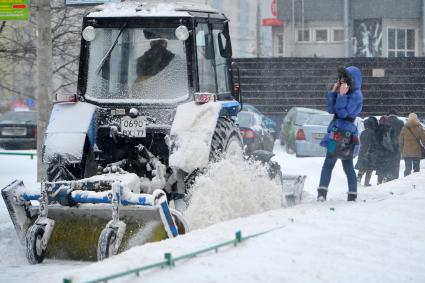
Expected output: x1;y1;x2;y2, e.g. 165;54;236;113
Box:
134;38;175;82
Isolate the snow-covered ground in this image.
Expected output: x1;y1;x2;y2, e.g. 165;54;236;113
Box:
1;143;425;283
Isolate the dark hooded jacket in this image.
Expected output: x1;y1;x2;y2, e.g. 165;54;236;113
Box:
376;116;393;178
326;66;363;136
355;117;379;171
320;66;363;155
386;115;404;180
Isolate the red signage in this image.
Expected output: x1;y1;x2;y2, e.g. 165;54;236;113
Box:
262;18;283;26
12;4;26;9
271;0;277;17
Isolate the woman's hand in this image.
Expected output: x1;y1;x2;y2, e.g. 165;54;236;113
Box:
339;83;349;95
332;82;340;92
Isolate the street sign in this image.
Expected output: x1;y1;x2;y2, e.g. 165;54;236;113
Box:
65;0;119;6
0;0;29;20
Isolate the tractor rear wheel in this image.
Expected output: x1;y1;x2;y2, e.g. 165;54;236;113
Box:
209;117;243;162
181;117;243;201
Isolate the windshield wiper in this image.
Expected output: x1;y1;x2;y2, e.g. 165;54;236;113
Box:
95;24;127;74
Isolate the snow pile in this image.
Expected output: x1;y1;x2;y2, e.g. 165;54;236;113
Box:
184;157;283;229
169;101;221;173
3;143;425;282
0;223;26;266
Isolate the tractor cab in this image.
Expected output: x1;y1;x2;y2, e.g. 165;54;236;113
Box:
78;2;238;106
43;2;242;182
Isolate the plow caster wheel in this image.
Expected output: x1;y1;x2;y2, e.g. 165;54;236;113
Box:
97;228;118;261
26;225;46;264
171;210;189;235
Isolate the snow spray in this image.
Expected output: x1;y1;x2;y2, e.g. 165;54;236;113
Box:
183;157;283;230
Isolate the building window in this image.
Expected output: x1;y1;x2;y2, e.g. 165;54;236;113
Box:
297;29;310;42
332;29;344;42
315;29;328;42
388;28;415;57
277;34;284;54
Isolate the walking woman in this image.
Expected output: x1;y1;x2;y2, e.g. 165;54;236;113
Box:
318;66;363;201
399;113;425;176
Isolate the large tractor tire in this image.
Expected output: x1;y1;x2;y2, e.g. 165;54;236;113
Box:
46;154;81;182
183;117;243;194
47;139;96;182
209;117;244;162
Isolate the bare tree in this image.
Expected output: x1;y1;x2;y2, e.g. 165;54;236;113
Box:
0;1;89;110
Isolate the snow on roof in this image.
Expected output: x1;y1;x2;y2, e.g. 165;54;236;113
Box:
88;1;220;18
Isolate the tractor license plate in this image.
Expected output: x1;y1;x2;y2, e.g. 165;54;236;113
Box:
120;116;146;137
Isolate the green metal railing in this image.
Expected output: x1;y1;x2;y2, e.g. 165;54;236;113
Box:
63;224;287;283
0;151;36;159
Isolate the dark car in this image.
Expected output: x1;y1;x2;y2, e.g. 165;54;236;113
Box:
237;111;274;154
242;103;277;139
0;111;37;149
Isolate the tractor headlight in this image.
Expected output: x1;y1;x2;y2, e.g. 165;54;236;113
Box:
82;26;96;42
175;25;189;41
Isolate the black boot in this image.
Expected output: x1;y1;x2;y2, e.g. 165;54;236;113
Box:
347;193;357;201
317;187;328;202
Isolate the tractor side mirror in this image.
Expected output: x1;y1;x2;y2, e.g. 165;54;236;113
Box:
218;32;232;58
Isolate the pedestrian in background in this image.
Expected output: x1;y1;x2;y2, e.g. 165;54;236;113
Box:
318;66;363;201
387;110;404;181
376;115;393;184
399;112;425;176
355;116;379;186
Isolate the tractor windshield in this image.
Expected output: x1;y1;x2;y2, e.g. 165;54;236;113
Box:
85;27;189;103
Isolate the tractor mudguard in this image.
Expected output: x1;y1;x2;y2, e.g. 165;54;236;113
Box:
43;102;96;164
169;100;240;173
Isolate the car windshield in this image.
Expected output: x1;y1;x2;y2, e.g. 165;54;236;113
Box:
0;111;36;123
237;112;256;127
306;114;333;126
85;27;189;103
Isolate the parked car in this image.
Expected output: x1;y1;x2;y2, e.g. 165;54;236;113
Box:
242;103;277;139
237;111;274;154
280;107;327;153
0;110;37;150
295;114;333;157
296;115;364;157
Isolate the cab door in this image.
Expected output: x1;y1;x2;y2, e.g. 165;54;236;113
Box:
194;21;233;100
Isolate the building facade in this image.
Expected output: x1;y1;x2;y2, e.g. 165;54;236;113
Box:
276;0;425;57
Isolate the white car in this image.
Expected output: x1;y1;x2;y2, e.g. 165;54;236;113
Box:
295;115;363;157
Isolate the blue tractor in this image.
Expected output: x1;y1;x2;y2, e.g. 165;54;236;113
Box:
2;2;245;264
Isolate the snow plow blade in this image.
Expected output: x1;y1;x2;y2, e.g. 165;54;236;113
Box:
1;178;188;263
282;174;306;207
